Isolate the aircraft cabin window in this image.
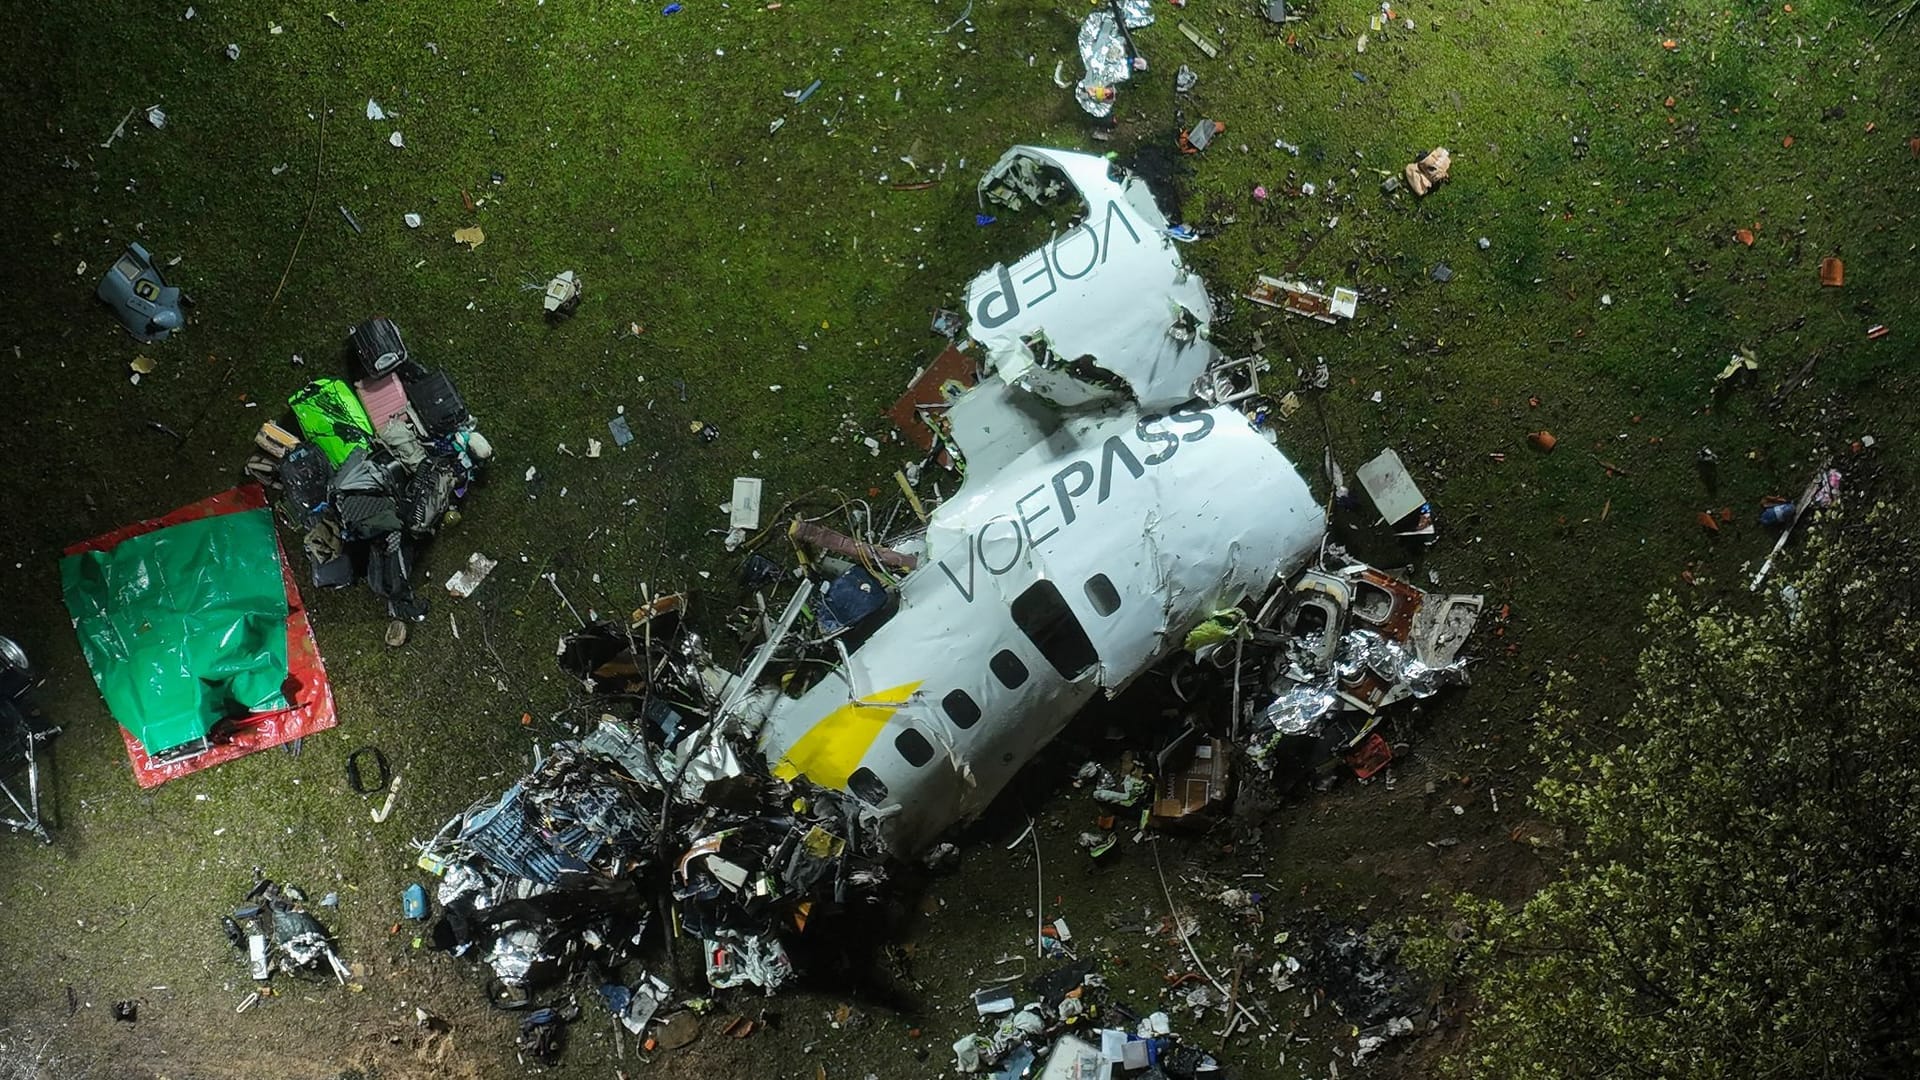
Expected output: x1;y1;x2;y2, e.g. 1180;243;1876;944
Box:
1084;573;1122;617
943;689;982;730
1011;579;1100;679
848;767;889;804
990;649;1029;689
895;727;935;768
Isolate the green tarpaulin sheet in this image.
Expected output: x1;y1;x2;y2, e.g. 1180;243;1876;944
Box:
60;506;291;756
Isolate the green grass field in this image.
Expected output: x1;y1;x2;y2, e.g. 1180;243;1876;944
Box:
0;2;1913;1077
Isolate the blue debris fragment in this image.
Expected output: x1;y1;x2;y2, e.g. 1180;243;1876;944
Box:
96;243;185;342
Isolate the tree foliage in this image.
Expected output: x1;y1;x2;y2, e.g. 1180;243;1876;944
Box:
1427;505;1920;1079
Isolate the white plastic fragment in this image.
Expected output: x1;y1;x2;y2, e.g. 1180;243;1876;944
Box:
404;212;422;228
366;98;385;121
445;552;499;598
729;477;764;530
389;131;405;148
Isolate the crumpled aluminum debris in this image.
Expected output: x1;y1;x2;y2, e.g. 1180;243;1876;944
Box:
1260;630;1469;745
704;932;795;994
486;925;563;987
1075;11;1131;118
1338;629;1469;698
1263;684;1340;737
1115;0;1154;28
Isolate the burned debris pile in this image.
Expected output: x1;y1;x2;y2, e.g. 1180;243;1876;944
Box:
417;607;894;1013
223;876;351;1010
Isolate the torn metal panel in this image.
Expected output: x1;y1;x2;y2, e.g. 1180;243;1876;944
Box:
885;344;977;457
966;148;1222;412
1150;736;1232;825
1354;449;1427;527
1245;275;1359;323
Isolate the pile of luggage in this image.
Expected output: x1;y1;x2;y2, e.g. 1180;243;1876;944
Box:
247;317;492;621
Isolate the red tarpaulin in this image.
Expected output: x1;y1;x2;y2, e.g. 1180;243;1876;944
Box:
63;485;337;787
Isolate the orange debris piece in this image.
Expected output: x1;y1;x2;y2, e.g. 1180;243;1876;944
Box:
1735;228;1756;246
1820;257;1845;287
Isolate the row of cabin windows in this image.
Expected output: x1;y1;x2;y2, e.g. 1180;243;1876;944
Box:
876;575;1122;777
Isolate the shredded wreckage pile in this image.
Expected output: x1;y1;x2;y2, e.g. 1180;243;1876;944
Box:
406;148;1479;1072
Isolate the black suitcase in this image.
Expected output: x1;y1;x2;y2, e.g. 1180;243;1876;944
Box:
348;317;409;382
403;368;471;436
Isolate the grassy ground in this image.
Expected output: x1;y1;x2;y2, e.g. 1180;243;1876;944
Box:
0;1;1913;1077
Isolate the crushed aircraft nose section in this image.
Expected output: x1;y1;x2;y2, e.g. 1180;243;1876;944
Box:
967;147;1221;412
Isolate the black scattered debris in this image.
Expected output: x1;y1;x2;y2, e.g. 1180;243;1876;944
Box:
226;876;350;986
419;603;893;1006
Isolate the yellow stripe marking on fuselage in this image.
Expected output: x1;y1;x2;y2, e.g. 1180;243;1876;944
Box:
771;681;923;788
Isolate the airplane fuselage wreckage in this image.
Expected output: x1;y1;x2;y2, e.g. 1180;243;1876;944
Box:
417;148;1479;1004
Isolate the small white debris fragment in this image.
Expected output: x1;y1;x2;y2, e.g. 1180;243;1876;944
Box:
524;465;537;482
366;98;385;121
729;477;765;530
75;260;88;276
586;439;603;458
269;22;283;34
1600;294;1613;306
146;105;167;129
272;162;289;175
404;212;422;228
1369;390;1383;403
225;43;240;60
389;131;405;148
445;553;499;599
184;6;195;18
